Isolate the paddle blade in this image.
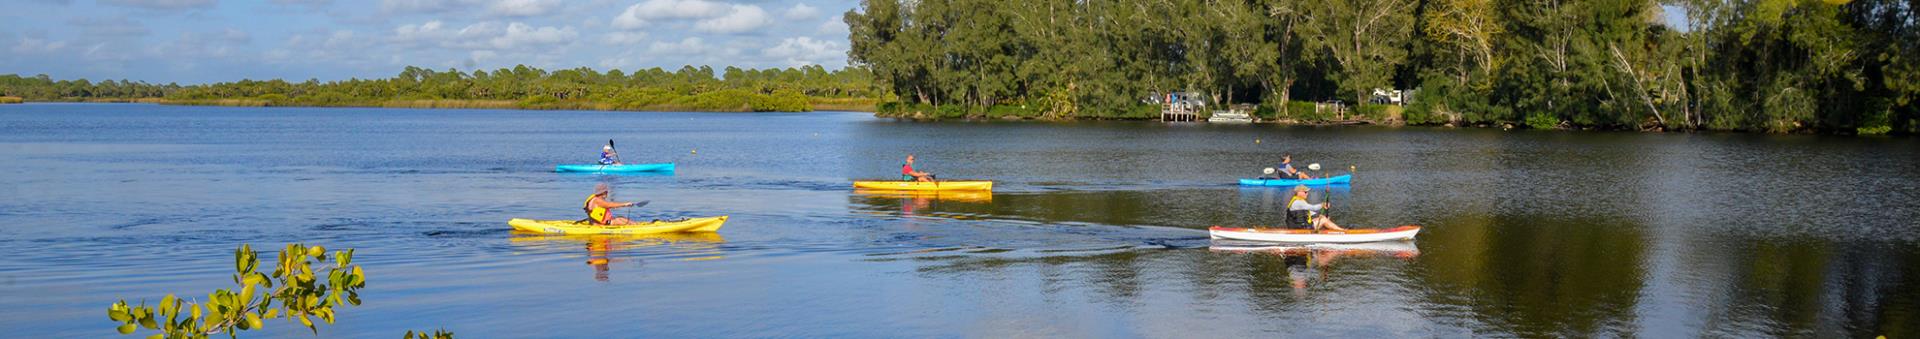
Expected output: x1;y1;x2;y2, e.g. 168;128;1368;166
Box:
629;200;649;208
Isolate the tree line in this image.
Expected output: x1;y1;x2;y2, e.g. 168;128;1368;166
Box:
844;0;1920;134
0;65;883;112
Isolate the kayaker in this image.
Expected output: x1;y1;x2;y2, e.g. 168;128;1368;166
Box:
584;183;644;225
599;145;621;165
1276;154;1312;179
1286;185;1346;232
902;154;934;182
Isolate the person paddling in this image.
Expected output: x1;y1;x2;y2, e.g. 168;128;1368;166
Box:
1286;185;1346;232
584;183;645;225
902;154;934;182
1276;154;1312;179
599;144;622;165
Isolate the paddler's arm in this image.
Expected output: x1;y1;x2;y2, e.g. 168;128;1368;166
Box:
589;197;633;209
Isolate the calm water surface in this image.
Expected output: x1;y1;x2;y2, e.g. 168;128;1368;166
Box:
1;103;1916;337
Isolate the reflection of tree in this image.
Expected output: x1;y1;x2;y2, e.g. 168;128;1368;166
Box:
889;246;1422;316
1413;214;1648;337
1691;238;1920;337
849;188;1354;228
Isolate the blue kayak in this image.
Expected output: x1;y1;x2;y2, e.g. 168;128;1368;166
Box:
1239;174;1352;186
555;163;675;173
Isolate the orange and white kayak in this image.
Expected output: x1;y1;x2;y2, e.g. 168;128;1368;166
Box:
851;180;993;191
1207;225;1420;243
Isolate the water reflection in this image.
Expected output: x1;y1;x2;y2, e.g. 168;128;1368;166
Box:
1412;214;1649;337
507;231;726;281
851;189;994;216
1210;241;1420;291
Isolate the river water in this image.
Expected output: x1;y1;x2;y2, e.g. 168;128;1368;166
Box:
1;103;1915;337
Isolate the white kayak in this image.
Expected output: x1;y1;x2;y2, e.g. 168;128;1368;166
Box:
1208;225;1421;243
1208;240;1420;256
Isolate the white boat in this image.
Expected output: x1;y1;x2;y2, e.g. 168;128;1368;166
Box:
1208;110;1253;123
1207;225;1421;243
1205;238;1420;254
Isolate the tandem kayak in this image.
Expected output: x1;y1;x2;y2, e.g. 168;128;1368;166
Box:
1238;174;1352;186
507;216;727;235
555;163;675;173
1208;225;1420;243
852;180;994;191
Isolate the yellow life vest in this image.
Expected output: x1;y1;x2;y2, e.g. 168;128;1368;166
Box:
583;193;610;224
1285;195;1314;229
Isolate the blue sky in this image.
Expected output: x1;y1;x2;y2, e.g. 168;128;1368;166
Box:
0;0;860;84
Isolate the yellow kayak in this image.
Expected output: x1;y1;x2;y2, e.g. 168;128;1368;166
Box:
851;180;993;191
853;189;993;203
507;216;727;235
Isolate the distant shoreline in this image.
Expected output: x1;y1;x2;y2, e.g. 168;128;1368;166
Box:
8;97;877;113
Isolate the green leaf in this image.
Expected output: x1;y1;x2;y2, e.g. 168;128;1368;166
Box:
245;312;263;330
138;315;157;330
205;308;225;328
236;246;248;273
264;309;279;319
109;309;130;322
159;295;175;313
116;323;135;334
307;246;324;258
145;334;161;339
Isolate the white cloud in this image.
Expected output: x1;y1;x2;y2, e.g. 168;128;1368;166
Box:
392;20;577;50
603;31;647;44
611;4;650;29
488;0;558;17
68;16;152;38
817;17;847;35
614;0;768;33
323;30;364;50
12;37;69;54
783;3;819;20
271;0;332;7
381;0;454;13
98;0;215;10
218;28;252;44
763;36;843;66
491;22;575;49
646;37;706;55
694;4;768;34
628;0;730;20
392;20;448;42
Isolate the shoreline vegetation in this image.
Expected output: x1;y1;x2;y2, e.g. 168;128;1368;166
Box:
844;0;1920;135
0;65;882;113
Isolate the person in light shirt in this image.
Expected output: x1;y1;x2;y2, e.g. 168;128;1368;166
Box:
1285;185;1346;232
